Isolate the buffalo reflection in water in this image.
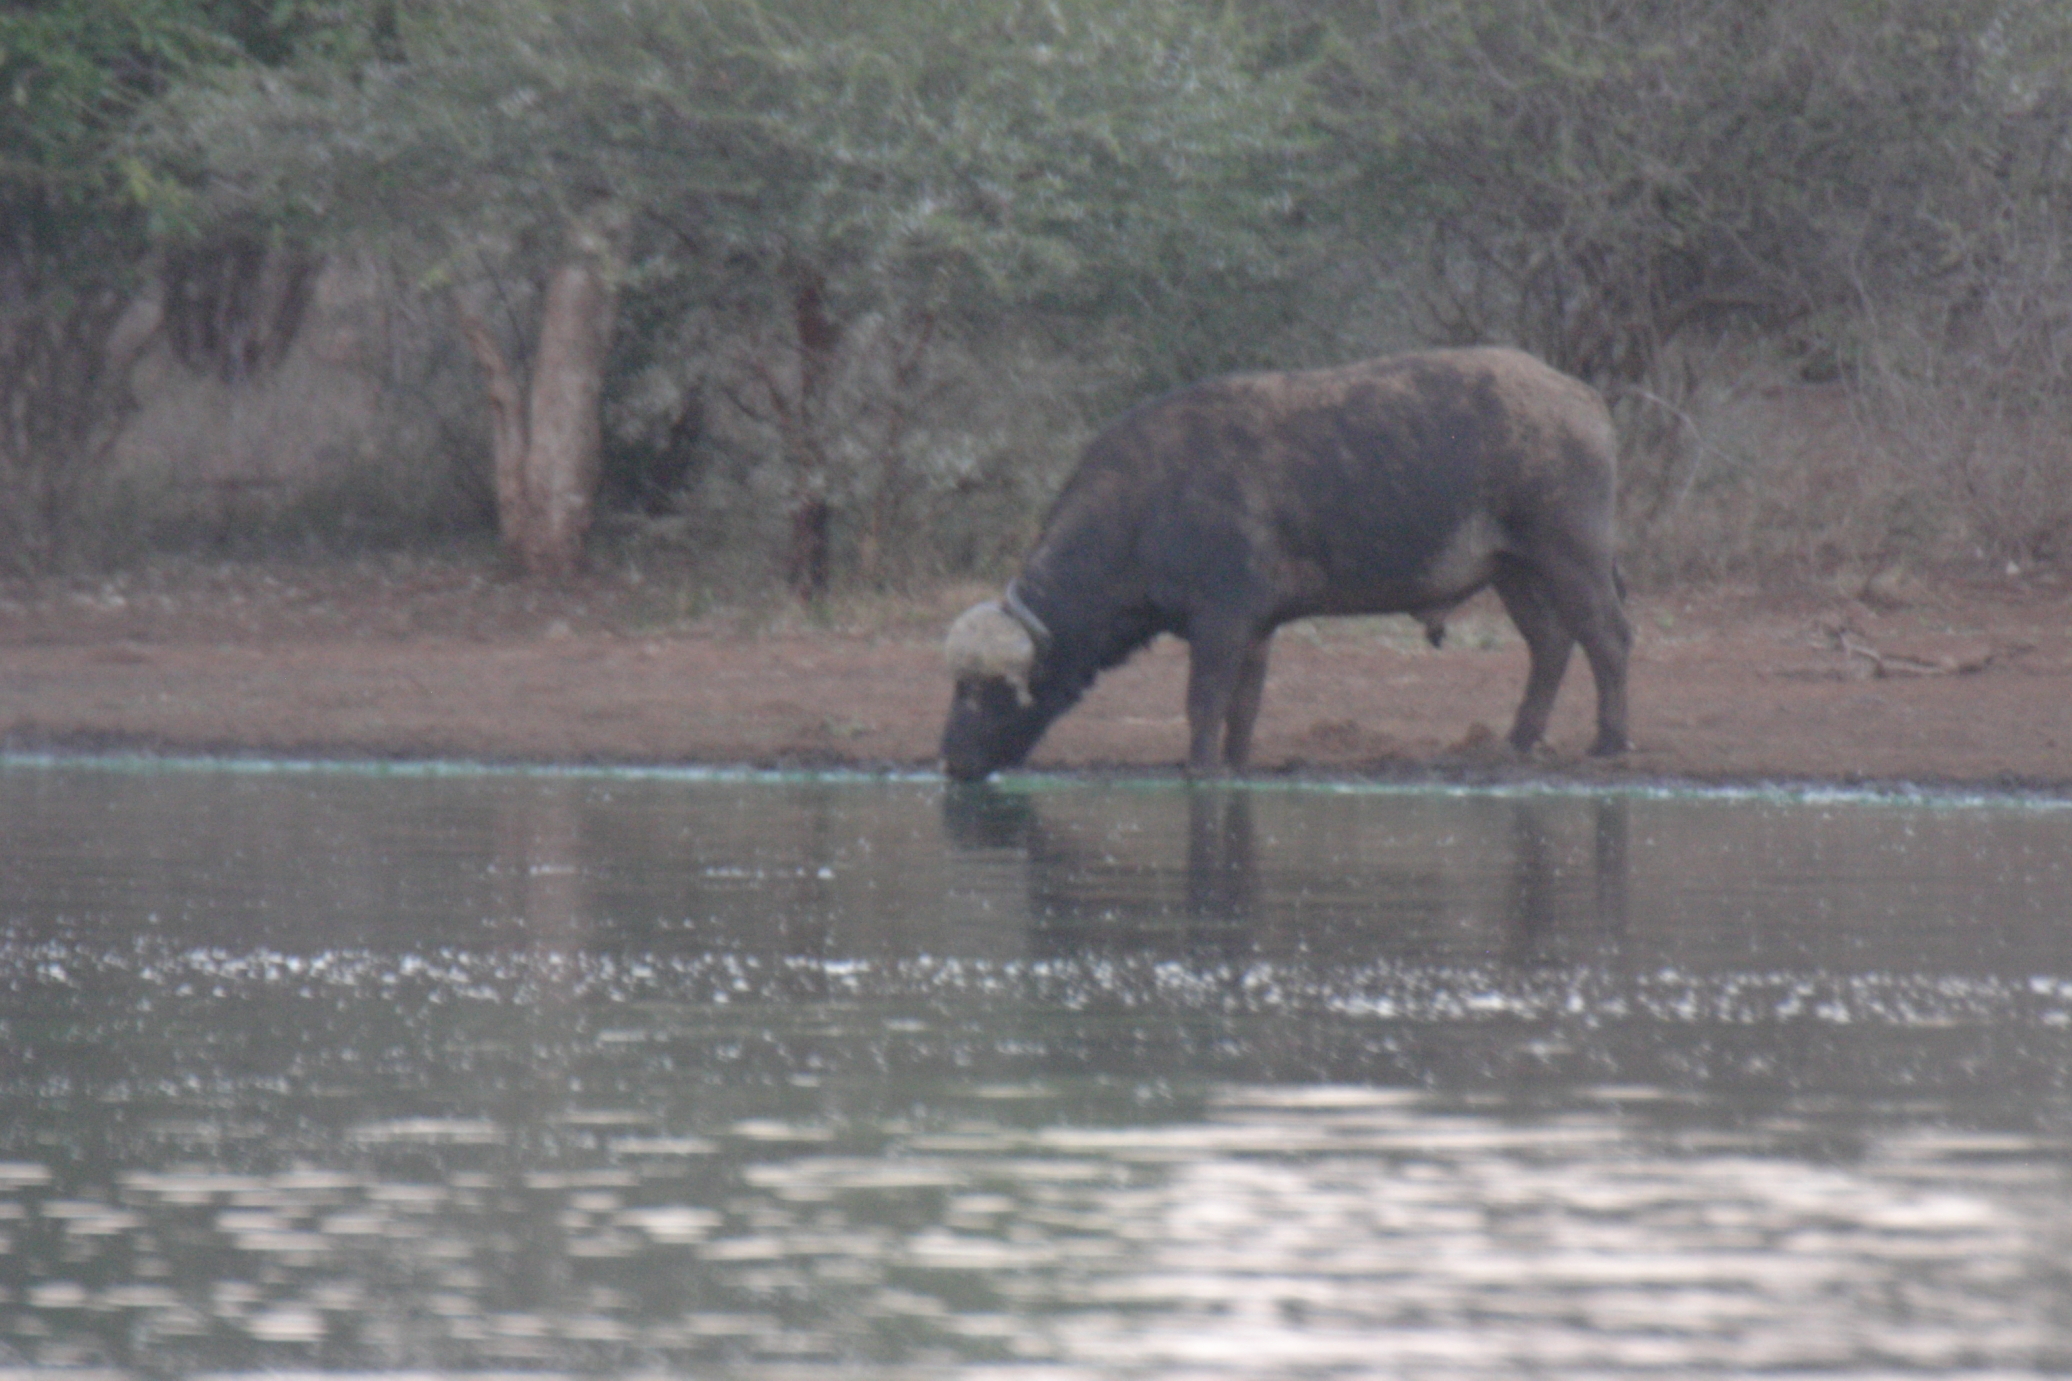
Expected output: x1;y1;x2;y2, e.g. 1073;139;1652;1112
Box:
1504;792;1629;963
943;784;1629;965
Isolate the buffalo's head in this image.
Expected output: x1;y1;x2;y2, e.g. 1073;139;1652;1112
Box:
940;595;1053;780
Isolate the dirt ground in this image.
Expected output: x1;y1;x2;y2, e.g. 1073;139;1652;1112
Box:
4;555;2071;794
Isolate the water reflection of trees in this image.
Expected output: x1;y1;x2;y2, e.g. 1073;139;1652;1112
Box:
493;782;592;960
942;784;1631;966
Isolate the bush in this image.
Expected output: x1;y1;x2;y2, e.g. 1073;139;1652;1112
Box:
611;320;1109;596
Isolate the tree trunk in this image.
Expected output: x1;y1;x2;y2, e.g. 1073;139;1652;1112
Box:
455;305;529;556
457;215;621;578
784;268;841;601
786;494;832;601
0;264;134;575
523;252;614;574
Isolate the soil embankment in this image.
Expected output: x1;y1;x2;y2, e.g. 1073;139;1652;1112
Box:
4;559;2070;792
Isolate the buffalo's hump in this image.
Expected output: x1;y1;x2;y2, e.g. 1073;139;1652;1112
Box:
1033;348;1613;617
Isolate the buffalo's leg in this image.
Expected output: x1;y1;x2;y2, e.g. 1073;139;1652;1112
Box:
1185;624;1269;776
1544;560;1631;755
1579;604;1631;755
1520;548;1632;755
1221;636;1273;770
1492;560;1575;753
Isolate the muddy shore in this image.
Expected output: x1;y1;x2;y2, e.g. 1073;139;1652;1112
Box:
4;559;2070;795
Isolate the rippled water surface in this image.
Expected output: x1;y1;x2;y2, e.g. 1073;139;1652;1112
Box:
3;759;2071;1378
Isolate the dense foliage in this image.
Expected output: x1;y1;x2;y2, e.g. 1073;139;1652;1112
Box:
0;0;393;572
9;0;2072;585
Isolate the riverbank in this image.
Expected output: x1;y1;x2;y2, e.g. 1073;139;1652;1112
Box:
4;556;2070;792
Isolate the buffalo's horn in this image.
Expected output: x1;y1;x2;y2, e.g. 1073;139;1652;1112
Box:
944;600;1036;705
1001;579;1051;648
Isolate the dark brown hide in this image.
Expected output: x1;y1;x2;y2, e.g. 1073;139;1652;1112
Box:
941;348;1630;779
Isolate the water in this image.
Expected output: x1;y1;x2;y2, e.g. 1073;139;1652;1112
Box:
2;759;2071;1377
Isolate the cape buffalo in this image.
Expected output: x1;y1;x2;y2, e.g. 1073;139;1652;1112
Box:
941;347;1630;780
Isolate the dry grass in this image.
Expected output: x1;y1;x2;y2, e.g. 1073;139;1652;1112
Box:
1619;347;2072;592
